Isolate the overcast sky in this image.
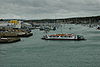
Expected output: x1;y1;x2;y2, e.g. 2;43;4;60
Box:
0;0;100;19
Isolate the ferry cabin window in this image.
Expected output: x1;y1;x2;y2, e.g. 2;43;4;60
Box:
68;36;72;37
60;36;64;37
53;36;56;37
53;36;58;37
49;36;59;37
60;36;67;37
49;36;52;37
49;36;57;37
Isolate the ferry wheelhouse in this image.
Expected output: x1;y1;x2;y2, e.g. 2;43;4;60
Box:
41;34;85;40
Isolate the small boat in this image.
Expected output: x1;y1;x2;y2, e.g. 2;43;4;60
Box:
41;34;85;40
0;37;21;43
17;32;33;37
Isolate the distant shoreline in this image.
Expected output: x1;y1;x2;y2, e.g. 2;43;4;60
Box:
0;15;100;24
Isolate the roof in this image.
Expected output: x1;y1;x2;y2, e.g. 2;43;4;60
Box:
48;34;74;36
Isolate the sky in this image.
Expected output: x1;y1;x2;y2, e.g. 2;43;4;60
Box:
0;0;100;19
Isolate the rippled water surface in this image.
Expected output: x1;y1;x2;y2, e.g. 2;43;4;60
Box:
0;24;100;67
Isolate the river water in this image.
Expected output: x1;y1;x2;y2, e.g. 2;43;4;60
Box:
0;24;100;67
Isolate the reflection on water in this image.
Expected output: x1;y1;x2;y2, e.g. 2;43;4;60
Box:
0;24;100;67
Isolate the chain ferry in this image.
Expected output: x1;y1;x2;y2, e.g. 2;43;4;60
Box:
41;34;85;40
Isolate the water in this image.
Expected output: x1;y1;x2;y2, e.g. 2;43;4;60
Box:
0;24;100;67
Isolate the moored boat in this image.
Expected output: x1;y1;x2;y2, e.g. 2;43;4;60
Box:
17;32;33;37
41;34;85;40
0;37;21;43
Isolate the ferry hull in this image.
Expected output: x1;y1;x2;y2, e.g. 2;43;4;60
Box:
41;38;85;40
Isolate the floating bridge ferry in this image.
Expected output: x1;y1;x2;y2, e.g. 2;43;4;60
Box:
41;34;85;40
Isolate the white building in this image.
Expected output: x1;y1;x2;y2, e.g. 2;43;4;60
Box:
21;22;33;29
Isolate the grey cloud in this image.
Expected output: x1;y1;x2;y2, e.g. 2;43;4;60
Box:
0;0;100;19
